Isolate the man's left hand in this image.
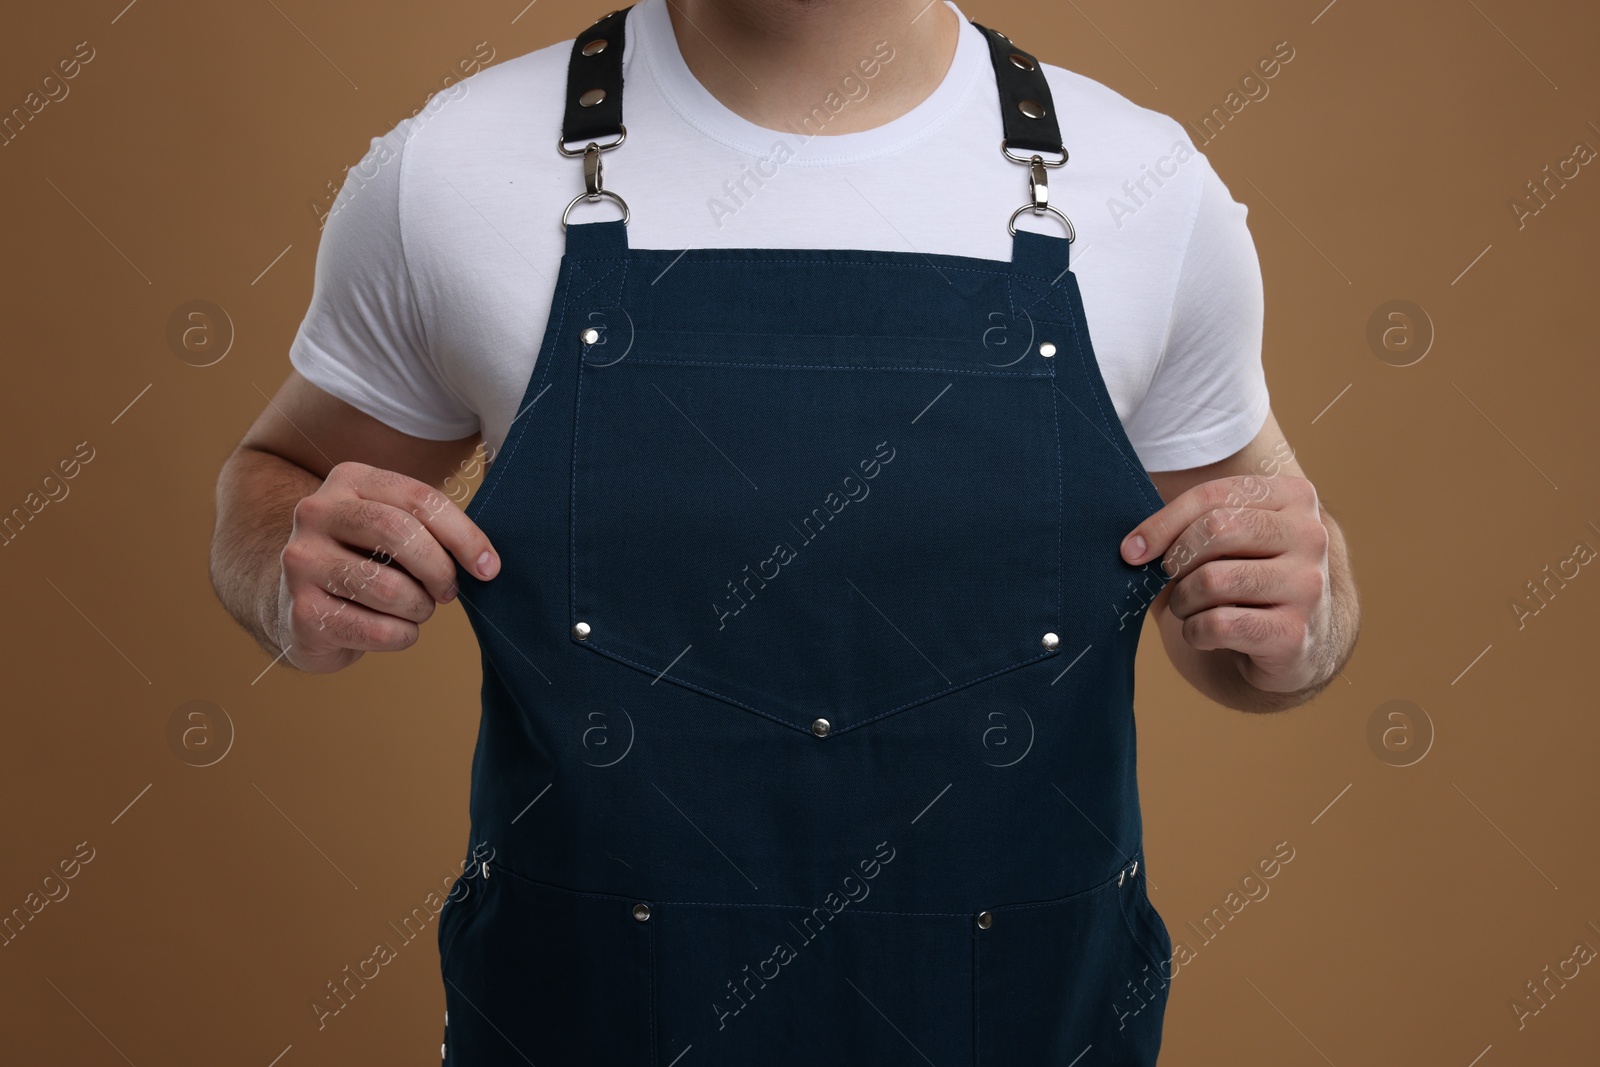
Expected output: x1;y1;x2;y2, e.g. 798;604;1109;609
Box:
1120;474;1333;694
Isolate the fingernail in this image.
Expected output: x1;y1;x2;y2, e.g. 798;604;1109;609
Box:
477;550;499;579
1123;534;1146;562
442;582;458;603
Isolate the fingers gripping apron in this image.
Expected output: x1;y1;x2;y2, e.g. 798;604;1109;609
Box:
439;9;1176;1065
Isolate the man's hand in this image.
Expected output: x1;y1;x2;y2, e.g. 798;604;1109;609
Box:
1121;473;1333;696
272;461;499;674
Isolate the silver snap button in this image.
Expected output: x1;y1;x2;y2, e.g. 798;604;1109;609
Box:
582;38;609;56
581;327;600;344
1008;52;1035;71
1039;342;1056;358
632;902;651;922
1018;98;1046;120
573;621;592;641
1041;632;1060;651
977;911;993;930
579;88;607;108
811;718;831;738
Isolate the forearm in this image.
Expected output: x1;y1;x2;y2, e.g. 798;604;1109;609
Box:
1155;504;1360;713
209;446;321;656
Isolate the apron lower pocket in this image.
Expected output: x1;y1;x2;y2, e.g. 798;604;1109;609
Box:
440;864;652;1066
653;900;974;1066
977;867;1171;1067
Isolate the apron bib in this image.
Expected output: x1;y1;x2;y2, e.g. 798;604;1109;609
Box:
440;9;1176;1064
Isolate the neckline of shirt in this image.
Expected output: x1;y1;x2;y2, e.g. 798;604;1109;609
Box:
630;0;986;167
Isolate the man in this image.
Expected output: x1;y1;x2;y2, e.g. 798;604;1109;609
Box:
211;0;1358;1062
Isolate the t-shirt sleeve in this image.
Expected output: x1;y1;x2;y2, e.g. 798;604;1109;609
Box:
1122;149;1271;472
288;117;480;440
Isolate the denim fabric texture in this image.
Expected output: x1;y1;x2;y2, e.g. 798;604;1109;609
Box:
437;210;1176;1065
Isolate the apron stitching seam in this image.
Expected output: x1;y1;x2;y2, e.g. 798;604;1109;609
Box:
990;862;1135;911
572;640;1057;733
571;257;627;307
472;264;577;524
1061;278;1167;516
600;359;1050;376
1050;356;1065;628
1117;876;1168;975
570;350;587;634
625;257;1017;278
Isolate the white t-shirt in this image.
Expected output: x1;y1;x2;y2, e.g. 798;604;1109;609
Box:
289;0;1270;473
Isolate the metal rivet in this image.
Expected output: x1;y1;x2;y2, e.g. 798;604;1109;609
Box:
1008;52;1035;71
1039;342;1056;358
440;1042;445;1060
1018;98;1046;120
579;88;607;108
977;911;993;930
1041;632;1060;651
582;38;609;56
632;902;651;922
581;327;600;345
811;718;831;738
573;621;592;641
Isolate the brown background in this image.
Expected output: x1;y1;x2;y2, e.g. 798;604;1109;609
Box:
2;0;1597;1063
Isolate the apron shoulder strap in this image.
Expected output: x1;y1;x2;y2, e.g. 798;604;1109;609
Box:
968;21;1067;163
561;7;631;152
557;8;1063;163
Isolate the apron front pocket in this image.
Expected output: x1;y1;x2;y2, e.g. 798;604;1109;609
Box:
653;899;974;1065
976;867;1170;1066
441;863;652;1066
569;333;1062;735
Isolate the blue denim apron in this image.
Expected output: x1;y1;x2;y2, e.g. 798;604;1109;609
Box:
440;9;1175;1065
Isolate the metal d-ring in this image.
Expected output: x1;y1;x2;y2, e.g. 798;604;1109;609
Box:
557;126;627;157
562;189;630;229
1001;138;1066;167
1008;203;1075;241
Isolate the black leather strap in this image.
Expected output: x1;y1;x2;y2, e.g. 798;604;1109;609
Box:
970;21;1065;158
560;9;1062;162
561;7;631;148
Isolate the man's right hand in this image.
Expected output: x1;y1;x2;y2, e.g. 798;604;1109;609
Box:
271;460;499;674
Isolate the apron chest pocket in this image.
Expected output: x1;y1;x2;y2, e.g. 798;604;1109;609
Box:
569;333;1063;735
